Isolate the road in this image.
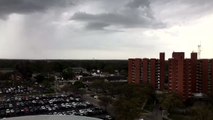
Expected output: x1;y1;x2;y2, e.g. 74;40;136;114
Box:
143;105;163;120
152;106;163;120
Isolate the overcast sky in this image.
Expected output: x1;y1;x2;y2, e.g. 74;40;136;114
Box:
0;0;213;59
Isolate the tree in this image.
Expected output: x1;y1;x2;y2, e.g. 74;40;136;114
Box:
161;93;183;113
62;67;75;80
111;84;154;120
103;65;114;74
15;61;32;79
34;74;55;91
113;98;143;120
71;81;85;95
191;105;213;120
73;81;85;89
34;74;45;83
99;96;112;110
90;80;108;93
61;84;72;93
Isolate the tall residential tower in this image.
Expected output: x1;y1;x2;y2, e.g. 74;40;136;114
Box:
128;52;213;100
128;53;165;90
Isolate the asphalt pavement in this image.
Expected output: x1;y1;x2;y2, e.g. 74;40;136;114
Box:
82;94;100;108
142;105;163;120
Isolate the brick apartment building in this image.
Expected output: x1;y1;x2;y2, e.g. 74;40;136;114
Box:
128;53;165;91
128;52;213;100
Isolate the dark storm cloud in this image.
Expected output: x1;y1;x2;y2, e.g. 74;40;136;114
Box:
72;12;142;26
0;0;73;17
71;0;165;30
72;12;163;28
86;22;109;30
126;0;150;9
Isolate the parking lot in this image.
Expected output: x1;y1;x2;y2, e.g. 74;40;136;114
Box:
0;85;50;96
0;94;112;120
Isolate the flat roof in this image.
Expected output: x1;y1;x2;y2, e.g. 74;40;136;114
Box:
1;115;101;120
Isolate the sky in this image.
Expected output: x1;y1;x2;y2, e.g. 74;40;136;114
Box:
0;0;213;59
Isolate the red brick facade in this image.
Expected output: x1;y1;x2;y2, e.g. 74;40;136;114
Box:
128;53;165;90
128;52;213;100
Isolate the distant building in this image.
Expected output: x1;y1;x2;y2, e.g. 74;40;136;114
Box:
71;67;88;74
0;68;23;80
129;52;213;100
0;68;15;74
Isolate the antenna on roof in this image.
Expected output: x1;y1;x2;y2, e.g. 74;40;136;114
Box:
198;42;201;59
